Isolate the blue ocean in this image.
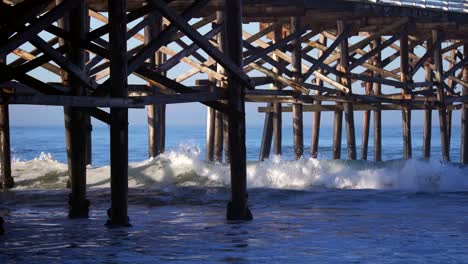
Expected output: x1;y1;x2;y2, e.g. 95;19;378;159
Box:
1;123;468;263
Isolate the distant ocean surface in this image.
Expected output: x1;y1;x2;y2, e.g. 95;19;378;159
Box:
1;124;468;263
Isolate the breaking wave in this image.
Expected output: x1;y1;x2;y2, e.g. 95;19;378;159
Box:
9;147;468;191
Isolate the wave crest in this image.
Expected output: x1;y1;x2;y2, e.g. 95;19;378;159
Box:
9;148;468;191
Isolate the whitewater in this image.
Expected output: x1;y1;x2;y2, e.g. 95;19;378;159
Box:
10;149;468;191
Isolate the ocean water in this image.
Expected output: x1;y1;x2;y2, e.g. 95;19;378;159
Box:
1;124;468;263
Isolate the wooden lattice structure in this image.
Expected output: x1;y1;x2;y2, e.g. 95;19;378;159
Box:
0;0;467;231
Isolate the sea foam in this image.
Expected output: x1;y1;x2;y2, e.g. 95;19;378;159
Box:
9;147;468;191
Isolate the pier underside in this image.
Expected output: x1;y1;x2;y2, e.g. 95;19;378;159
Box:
0;0;467;230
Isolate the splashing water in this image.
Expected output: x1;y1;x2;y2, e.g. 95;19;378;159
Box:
8;146;468;192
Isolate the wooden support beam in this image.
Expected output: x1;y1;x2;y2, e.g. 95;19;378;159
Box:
11;47;64;76
243;38;293;78
291;17;303;160
206;18;220;163
423;40;433;160
157;24;222;73
433;30;450;162
412;36;443;76
106;0;130;227
224;0;252;221
243;27;305;66
0;61;67;95
311;35;326;159
206;103;215;161
214;11;225;163
259;103;464;113
303;26;351;81
259;103;273;161
145;13;165;159
81;107;110;124
63;0;89;218
338;21;356;160
332;99;343;159
0;104;13;190
372;39;382;162
361;62;373;160
83;11;92;166
443;55;468;80
136;66;228;113
272;24;282;156
446;48;457;154
0;30;13;190
461;44;468;164
0;91;225;107
350;33;401;71
400;30;412;160
29;36;98;91
213;109;224;162
87;5;155;40
223;111;230;163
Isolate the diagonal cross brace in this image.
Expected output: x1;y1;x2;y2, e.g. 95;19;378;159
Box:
243;41;293;78
29;36;98;91
136;65;229;113
156;23;224;73
145;0;254;90
0;0;76;58
411;37;444;76
0;0;52;38
349;33;401;70
127;0;210;76
303;25;352;81
243;28;306;65
0;63;66;95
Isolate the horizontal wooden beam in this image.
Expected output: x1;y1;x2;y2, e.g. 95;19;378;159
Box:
0;90;226;107
259;103;463;112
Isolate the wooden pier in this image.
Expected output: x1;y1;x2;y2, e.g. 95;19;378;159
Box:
1;0;468;231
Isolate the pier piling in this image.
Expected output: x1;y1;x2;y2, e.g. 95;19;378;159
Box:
66;0;89;218
338;21;356;160
145;13;165;159
423;39;433;160
225;0;252;221
259;103;273;161
272;25;283;156
107;0;130;227
372;39;382;162
291;17;304;160
311;35;326;159
400;29;412;160
462;44;468;164
0;44;13;189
